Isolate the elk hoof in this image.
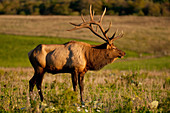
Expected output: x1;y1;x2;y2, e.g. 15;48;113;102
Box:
81;101;85;107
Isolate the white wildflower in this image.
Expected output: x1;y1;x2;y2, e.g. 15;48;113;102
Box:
77;106;81;112
96;109;100;112
85;109;88;112
82;105;85;108
150;101;159;109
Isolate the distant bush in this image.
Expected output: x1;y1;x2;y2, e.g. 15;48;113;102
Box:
0;0;169;16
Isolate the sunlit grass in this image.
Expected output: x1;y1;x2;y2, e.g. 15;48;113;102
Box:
0;69;169;112
104;56;170;71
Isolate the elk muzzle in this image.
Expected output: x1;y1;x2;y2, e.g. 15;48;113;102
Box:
118;50;126;58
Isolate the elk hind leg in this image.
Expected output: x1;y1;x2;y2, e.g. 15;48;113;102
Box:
29;73;37;100
35;69;45;102
29;67;45;102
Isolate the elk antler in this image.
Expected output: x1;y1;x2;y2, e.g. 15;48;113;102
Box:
68;5;124;44
110;30;124;42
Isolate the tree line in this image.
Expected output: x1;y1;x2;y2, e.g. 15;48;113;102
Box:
0;0;169;16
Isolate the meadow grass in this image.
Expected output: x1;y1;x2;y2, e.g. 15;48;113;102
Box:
104;56;170;71
0;34;170;71
0;69;169;112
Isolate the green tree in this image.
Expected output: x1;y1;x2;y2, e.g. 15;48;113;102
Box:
160;2;170;16
3;0;20;14
133;0;146;13
0;0;169;16
0;3;4;14
148;2;161;16
153;0;169;3
70;0;90;15
52;3;71;15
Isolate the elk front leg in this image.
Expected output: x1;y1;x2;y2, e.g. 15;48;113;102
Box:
71;72;78;91
78;73;85;103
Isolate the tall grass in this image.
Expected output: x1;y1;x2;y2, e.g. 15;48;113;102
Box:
0;69;169;112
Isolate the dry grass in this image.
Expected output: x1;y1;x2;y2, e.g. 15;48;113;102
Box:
0;15;169;55
0;68;169;112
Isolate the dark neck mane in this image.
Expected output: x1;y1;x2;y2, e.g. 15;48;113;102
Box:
92;43;107;49
85;47;117;70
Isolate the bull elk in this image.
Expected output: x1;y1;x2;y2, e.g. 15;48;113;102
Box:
28;5;125;103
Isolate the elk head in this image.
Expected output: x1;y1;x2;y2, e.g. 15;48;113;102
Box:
68;5;125;58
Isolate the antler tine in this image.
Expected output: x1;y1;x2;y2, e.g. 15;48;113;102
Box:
90;5;93;21
88;26;107;42
99;7;106;23
69;22;80;26
68;5;119;43
110;29;118;40
95;7;110;42
96;7;106;32
117;30;124;38
67;22;107;42
93;10;95;17
67;22;85;31
105;21;112;34
81;14;86;23
110;30;124;41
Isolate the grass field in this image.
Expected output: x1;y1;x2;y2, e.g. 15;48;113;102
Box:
0;69;169;112
0;15;169;112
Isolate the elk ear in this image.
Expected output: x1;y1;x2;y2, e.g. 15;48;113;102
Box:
106;43;114;49
106;44;111;49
